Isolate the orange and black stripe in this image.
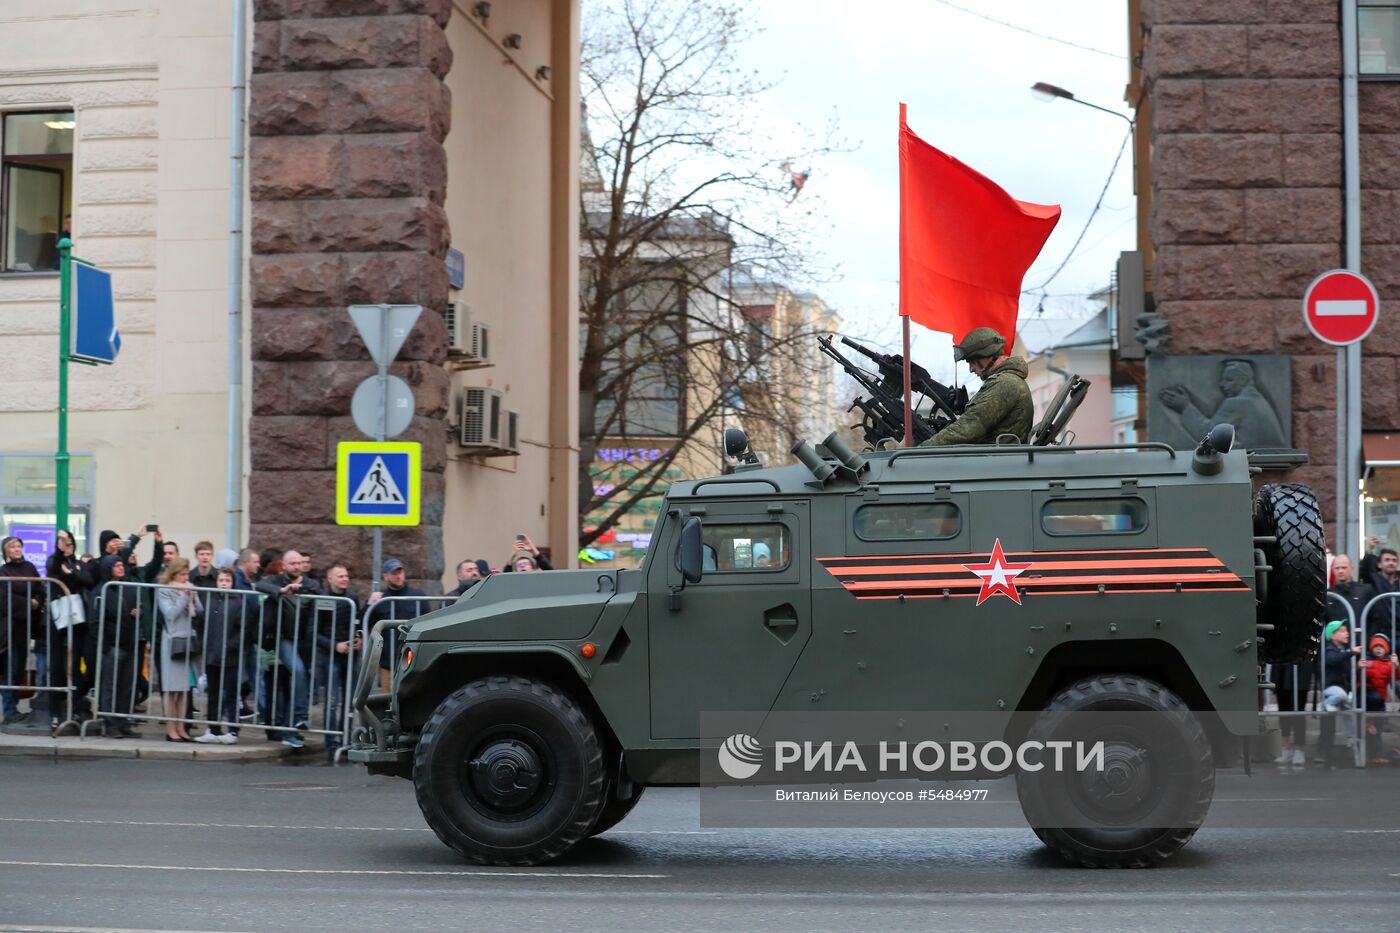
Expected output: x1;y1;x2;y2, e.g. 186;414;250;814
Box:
817;548;1250;600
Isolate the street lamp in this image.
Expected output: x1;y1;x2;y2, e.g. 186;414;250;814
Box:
1031;81;1136;193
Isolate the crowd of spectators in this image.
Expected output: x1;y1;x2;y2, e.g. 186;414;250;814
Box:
0;526;553;759
1272;547;1400;769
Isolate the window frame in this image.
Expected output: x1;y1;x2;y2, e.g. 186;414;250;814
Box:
853;501;962;542
1360;2;1400;80
1;109;75;276
693;520;792;575
1039;496;1151;538
1030;488;1158;551
843;492;972;556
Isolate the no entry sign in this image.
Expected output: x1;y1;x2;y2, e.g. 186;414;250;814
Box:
1303;269;1380;346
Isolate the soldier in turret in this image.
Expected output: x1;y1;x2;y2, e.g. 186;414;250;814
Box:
920;327;1032;446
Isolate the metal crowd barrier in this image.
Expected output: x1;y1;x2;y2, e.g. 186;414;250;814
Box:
0;576;77;734
83;580;362;752
1264;590;1400;769
1358;591;1400;768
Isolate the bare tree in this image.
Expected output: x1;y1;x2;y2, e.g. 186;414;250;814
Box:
578;0;842;549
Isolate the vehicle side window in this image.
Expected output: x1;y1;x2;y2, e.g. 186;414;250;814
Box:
700;523;789;572
1041;497;1148;536
854;502;960;541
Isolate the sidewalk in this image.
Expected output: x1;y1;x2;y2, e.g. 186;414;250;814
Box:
0;694;331;762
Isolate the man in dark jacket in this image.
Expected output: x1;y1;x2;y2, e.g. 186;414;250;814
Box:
447;558;489;597
255;549;321;747
117;529;164;707
93;555;138;737
316;563;362;758
365;558;429;684
1329;554;1374;624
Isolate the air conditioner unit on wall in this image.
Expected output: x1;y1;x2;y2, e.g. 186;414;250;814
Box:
460;387;504;449
469;322;490;363
445;302;493;370
445;301;470;352
502;410;519;454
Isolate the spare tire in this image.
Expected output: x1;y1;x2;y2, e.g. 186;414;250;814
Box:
1254;483;1326;663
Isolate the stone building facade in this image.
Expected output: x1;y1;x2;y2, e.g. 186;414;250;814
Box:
1135;0;1400;543
0;0;581;589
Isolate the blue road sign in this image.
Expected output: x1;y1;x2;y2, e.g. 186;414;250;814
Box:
70;258;120;364
336;441;421;526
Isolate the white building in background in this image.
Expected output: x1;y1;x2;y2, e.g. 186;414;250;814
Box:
1022;308;1114;445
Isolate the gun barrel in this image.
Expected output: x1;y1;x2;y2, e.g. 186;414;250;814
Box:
839;335;882;362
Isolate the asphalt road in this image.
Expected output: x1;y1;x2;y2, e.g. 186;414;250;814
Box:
0;758;1397;933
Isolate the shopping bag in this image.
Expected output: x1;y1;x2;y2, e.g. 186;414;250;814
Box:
49;594;86;630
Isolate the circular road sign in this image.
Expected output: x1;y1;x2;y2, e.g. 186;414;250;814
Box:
1303;269;1380;346
351;374;415;439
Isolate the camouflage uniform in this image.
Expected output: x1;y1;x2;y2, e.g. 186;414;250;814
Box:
922;327;1033;446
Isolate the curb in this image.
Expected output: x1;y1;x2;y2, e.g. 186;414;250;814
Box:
0;733;298;761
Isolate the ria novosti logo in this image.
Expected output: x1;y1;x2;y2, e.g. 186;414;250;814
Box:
717;733;764;779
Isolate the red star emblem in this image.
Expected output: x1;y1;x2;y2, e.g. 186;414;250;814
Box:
963;539;1034;606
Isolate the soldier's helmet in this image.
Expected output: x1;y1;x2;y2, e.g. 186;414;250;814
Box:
953;327;1006;362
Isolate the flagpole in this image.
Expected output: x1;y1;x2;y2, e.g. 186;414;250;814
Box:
901;315;914;446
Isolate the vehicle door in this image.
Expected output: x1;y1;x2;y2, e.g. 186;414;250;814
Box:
648;498;811;739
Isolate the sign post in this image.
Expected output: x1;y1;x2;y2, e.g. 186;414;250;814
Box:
55;239;119;540
347;304;422;575
1304;269;1380;556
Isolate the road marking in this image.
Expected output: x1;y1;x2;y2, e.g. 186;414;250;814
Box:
0;817;715;835
0;817;431;832
1350;829;1400;834
0;926;257;933
0;859;668;880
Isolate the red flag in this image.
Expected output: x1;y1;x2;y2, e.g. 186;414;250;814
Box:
899;103;1060;348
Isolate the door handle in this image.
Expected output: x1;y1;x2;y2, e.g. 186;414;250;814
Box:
762;603;800;644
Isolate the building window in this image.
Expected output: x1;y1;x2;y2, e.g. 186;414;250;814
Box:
1361;3;1400;75
594;278;688;437
1;111;74;273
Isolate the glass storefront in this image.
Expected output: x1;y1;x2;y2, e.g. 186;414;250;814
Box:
0;453;95;562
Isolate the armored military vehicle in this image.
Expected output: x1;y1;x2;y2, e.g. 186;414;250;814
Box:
349;420;1325;869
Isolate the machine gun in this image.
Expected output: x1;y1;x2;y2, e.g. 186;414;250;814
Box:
818;334;968;449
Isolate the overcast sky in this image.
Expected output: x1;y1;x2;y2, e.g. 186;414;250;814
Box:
735;0;1135;378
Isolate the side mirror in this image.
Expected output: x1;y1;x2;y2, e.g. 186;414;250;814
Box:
677;516;704;585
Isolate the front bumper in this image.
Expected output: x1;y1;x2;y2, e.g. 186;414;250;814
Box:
347;617;414;776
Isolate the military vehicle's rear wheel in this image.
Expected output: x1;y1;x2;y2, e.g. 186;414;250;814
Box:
589;785;645;837
1016;675;1214;868
1254;483;1327;663
413;675;606;866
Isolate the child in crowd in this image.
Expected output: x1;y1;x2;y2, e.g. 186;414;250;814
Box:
195;568;253;745
1359;633;1399;765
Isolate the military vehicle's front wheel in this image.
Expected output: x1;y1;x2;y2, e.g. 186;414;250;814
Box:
1016;674;1214;868
413;676;606;866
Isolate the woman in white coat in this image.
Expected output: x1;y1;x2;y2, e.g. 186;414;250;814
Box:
156;558;202;742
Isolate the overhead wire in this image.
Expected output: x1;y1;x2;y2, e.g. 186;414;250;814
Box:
1024;124;1133;308
930;0;1128;61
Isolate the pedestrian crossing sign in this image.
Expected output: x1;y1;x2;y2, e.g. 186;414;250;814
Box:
336;441;421;526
